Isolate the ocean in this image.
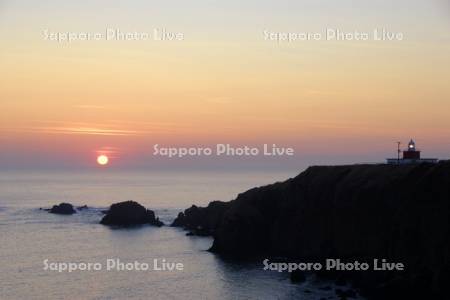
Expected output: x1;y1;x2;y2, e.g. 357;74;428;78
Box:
0;170;361;299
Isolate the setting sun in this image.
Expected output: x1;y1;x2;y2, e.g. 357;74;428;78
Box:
97;155;109;166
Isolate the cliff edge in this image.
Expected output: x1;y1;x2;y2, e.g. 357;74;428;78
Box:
175;162;450;299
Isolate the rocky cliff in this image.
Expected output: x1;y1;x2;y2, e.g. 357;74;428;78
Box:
174;162;450;299
171;201;231;235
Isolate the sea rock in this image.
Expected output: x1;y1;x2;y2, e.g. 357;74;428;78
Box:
171;201;230;236
100;201;163;227
182;161;450;299
49;203;76;215
76;205;88;210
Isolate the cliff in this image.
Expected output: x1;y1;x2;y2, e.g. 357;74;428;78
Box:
171;201;231;235
174;162;450;299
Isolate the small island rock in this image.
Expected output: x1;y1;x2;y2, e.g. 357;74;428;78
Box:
49;203;76;215
100;201;163;227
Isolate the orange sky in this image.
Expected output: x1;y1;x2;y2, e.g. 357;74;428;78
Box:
1;0;450;169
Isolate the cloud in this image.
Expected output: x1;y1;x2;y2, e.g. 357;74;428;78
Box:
32;126;139;136
4;121;141;136
1;120;189;136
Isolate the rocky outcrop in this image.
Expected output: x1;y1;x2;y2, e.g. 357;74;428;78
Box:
100;201;163;227
185;162;450;299
49;203;76;215
171;201;230;236
76;205;88;210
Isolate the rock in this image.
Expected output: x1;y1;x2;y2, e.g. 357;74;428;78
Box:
180;161;450;299
172;212;186;227
49;203;76;215
100;201;163;227
171;201;230;236
77;205;88;210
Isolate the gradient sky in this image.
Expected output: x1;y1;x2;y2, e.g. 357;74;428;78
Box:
1;0;449;170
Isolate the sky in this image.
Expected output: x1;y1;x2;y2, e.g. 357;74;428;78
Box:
1;0;449;170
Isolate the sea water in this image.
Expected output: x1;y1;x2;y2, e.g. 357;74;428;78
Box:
0;170;362;299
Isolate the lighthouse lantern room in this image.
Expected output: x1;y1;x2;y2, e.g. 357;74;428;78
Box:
386;139;438;164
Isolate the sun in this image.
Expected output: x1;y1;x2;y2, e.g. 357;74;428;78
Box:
97;155;109;166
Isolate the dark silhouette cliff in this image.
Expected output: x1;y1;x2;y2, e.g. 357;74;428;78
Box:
174;162;450;299
171;201;230;235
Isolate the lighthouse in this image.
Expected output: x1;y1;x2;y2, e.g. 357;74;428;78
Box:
386;139;438;164
403;139;420;160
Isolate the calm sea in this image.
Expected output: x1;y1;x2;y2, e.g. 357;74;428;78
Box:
0;170;361;299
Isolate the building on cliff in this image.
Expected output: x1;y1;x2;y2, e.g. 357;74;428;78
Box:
386;139;438;164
